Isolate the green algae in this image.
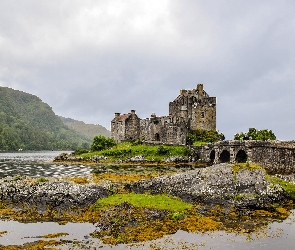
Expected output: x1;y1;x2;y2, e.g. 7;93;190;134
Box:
231;162;264;175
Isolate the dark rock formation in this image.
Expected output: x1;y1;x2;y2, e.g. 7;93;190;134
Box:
0;177;112;210
128;163;289;209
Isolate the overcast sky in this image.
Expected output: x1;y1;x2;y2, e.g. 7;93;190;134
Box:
0;1;295;140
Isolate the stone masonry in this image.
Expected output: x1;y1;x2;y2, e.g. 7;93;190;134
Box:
111;84;216;145
192;140;295;174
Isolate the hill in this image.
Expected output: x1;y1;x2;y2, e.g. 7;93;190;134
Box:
0;86;91;150
60;117;111;140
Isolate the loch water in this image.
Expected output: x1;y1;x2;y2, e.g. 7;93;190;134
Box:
0;151;294;249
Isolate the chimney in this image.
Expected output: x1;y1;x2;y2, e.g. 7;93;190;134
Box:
131;110;136;115
115;113;120;117
197;84;204;97
180;89;186;95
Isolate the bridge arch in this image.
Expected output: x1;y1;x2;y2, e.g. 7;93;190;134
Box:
235;149;247;163
219;150;230;163
209;150;215;164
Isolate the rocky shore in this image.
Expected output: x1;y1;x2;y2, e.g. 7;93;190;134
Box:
0;176;112;210
53;152;190;164
128;163;290;210
0;162;294;247
0;163;291;211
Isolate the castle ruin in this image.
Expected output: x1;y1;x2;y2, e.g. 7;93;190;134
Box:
111;84;216;145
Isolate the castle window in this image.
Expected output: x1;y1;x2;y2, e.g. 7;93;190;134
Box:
201;112;205;118
155;133;160;141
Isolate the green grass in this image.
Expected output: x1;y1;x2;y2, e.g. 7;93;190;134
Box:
192;141;208;146
37;177;48;183
94;193;193;212
82;142;192;162
269;176;295;200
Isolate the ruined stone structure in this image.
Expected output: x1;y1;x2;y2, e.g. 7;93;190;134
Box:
192;140;295;174
111;84;216;145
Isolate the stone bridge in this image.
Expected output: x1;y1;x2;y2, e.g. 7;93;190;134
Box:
191;140;295;174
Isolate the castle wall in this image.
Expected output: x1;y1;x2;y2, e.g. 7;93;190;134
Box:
169;84;216;131
111;84;216;145
111;119;126;143
111;111;140;143
191;96;216;130
124;112;140;141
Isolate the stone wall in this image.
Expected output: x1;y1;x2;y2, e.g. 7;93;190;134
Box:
169;84;216;131
192;140;295;174
111;111;141;142
139;115;188;145
124;110;140;141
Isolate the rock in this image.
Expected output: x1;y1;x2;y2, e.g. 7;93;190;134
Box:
91;155;107;162
164;156;189;163
124;155;146;163
128;163;289;209
0;176;112;211
94;202;169;233
53;152;89;162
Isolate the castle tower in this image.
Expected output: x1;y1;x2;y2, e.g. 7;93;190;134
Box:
190;84;216;130
169;84;216;131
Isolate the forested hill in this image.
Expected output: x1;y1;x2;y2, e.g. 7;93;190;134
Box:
60;117;111;140
0;86;90;151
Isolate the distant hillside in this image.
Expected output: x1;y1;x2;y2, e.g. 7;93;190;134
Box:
60;117;111;140
0;86;90;151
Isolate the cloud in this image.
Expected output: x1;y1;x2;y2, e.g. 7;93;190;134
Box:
0;0;295;140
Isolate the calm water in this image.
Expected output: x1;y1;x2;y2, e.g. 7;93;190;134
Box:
0;151;93;178
0;151;294;249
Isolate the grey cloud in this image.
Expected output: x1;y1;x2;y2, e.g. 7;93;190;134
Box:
0;0;295;140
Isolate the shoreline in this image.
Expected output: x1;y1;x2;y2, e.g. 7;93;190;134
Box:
0;160;294;247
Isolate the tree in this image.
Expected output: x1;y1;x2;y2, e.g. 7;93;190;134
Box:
187;129;225;145
91;136;116;151
234;128;276;141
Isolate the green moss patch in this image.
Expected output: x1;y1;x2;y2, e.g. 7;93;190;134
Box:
269;176;295;200
234;193;258;201
231;162;264;174
94;193;193;212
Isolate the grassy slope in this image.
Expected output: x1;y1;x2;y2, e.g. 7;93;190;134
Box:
0;86;90;150
82;142;192;162
60;116;111;140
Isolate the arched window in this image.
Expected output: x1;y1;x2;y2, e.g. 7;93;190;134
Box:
155;133;160;141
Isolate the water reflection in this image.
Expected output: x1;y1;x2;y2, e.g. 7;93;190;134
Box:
1;211;294;249
0;221;99;246
0;151;93;178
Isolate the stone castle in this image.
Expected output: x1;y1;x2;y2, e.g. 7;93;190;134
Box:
111;84;216;145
